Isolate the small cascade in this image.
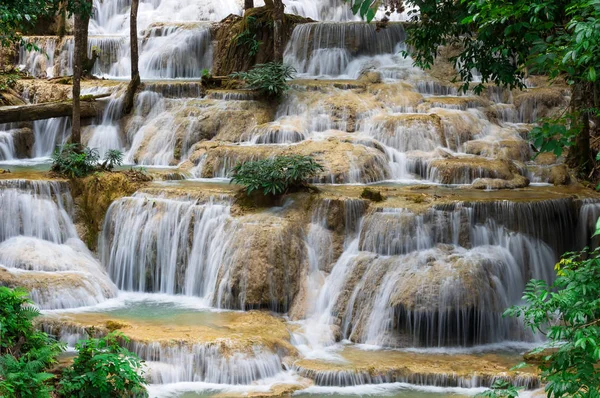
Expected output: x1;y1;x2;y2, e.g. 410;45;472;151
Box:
101;195;231;300
101;193;307;311
124;88;211;165
284;23;407;78
32;117;71;158
46;320;285;385
20;27;211;80
577;198;600;249
294;199;367;356
0;179;75;243
242;118;308;144
107;25;213;79
0;180;117;309
144;82;203;98
132;343;283;384
91;0;240;35
87;93;125;158
18;37;58;78
293;361;540;388
0;131;15;160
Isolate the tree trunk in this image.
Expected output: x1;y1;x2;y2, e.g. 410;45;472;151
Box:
273;0;284;63
0;97;105;124
72;3;85;147
244;0;254;10
123;0;141;115
57;1;67;37
568;82;593;174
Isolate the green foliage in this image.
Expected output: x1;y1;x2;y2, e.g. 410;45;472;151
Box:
1;1;93;49
103;149;124;170
234;16;262;57
51;144;100;178
1;0;55;49
0;347;60;398
201;68;212;79
59;332;148;398
230;62;295;98
231;155;324;196
476;380;522;398
0;287;63;398
529;113;582;157
347;0;377;23
52;145;125;177
0;70;20;91
347;0;600;93
504;247;600;397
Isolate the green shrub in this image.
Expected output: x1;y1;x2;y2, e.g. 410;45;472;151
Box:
0;346;60;398
102;149;124;170
52;145;125;177
0;287;63;398
231;155;324;196
230;62;295;98
59;332;148;398
51;144;99;178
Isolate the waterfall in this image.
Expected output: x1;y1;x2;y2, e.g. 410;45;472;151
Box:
0;179;76;243
0;131;15;160
0;180;117;309
294;198;580;350
87;94;125;158
284;22;407;78
101;195;231;297
33;117;71;158
104;25;213;79
18;37;58;78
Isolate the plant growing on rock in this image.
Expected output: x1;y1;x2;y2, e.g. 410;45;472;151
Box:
230;62;295;98
0;287;63;398
231;155;324;195
51;144;99;178
59;332;148;398
102;149;124;171
234;15;262;57
52;145;125;177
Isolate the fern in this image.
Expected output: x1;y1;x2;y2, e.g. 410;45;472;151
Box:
0;288;64;398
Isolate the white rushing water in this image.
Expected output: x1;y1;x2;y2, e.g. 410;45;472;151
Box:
0;180;117;309
291;197;578;358
101;194;233;302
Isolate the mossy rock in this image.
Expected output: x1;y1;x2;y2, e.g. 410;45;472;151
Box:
361;187;385;202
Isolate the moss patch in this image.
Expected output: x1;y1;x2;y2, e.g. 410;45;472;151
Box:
69;171;152;250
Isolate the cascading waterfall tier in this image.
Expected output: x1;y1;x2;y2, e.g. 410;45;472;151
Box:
0;179;117;309
44;322;285;384
284;22;408;78
101;193;306;311
19;26;212;80
295;195;588;349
